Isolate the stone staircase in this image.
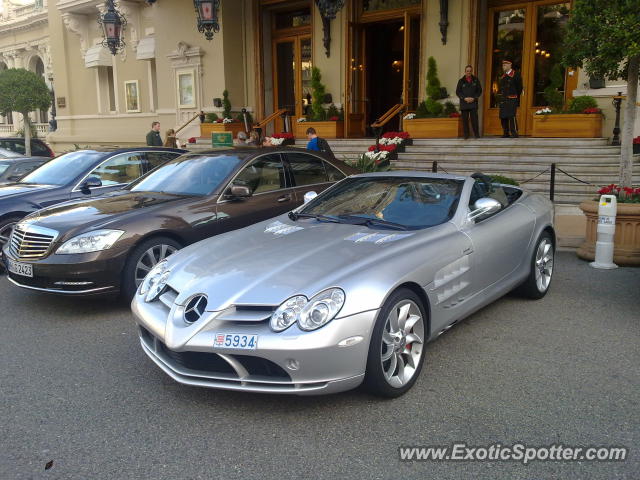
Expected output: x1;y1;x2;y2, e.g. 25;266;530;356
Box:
295;137;640;206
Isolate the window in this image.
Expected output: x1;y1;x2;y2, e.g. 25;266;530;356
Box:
145;151;182;172
285;153;329;186
30;141;50;156
87;153;145;186
324;161;346;182
0;140;25;155
232;154;286;194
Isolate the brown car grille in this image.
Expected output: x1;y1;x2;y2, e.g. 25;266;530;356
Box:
10;226;55;259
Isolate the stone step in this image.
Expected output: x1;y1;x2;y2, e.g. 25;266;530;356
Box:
394;153;632;163
326;146;622;155
393;160;638;172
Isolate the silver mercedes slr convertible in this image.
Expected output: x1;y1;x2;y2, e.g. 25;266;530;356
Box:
132;171;555;397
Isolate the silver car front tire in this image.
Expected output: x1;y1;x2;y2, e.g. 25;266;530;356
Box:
364;288;427;397
515;231;554;299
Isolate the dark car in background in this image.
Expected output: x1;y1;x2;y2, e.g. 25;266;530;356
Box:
2;147;358;298
0;147;186;246
0;137;55;158
0;157;47;185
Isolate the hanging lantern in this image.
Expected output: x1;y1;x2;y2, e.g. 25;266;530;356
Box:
99;0;127;55
194;0;220;41
315;0;346;57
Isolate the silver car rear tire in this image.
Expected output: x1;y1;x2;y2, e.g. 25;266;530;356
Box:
363;288;427;397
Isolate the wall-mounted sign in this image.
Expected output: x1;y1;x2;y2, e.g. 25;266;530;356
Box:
56;97;66;108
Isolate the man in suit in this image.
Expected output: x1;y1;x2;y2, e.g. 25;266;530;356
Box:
146;121;163;146
456;65;483;139
498;59;523;138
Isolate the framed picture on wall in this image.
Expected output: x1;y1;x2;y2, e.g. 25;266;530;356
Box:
124;80;140;113
177;69;195;108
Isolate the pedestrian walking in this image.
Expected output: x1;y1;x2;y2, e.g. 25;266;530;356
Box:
199;110;206;123
456;65;482;139
306;127;333;154
498;58;523;138
146;121;163;146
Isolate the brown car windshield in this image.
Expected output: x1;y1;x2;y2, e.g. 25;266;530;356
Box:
129;153;246;196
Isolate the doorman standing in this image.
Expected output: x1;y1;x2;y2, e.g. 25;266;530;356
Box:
498;59;523;138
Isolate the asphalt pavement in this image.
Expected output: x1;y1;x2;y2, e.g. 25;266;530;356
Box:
0;251;638;480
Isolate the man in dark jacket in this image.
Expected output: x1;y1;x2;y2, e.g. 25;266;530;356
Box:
306;127;333;154
146;121;163;146
498;59;523;138
456;65;482;139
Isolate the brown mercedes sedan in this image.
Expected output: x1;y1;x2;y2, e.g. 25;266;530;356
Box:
2;147;357;298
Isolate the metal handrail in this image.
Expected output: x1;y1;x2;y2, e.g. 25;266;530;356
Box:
254;108;288;129
175;113;201;136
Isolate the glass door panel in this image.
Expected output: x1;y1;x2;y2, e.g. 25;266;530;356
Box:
275;40;296;115
300;37;313;119
532;3;570;107
489;8;526;108
347;23;366;137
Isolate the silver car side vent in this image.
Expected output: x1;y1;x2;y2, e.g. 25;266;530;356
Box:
344;232;414;244
264;221;304;236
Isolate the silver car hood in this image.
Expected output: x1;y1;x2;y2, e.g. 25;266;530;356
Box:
165;216;448;312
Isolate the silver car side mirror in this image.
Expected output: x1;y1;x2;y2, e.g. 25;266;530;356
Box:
303;191;318;204
468;197;502;221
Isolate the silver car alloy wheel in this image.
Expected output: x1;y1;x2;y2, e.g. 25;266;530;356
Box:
134;244;177;287
534;238;554;293
0;221;16;246
380;300;425;388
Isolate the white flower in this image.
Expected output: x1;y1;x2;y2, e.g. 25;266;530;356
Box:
223;117;233;123
270;137;285;146
297;117;307;123
403;113;416;120
535;107;552;115
379;137;403;145
364;150;389;161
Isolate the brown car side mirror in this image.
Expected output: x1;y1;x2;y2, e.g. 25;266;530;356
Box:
229;185;251;198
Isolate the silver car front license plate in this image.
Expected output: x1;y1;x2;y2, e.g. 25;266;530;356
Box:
214;333;258;350
7;259;33;277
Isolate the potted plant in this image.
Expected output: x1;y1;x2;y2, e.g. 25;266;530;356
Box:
403;57;462;138
531;90;604;138
295;67;344;138
577;184;640;266
200;90;247;138
348;151;392;173
269;132;295;146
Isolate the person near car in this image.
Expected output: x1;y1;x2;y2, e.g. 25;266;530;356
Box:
199;110;206;123
146;121;163;146
306;127;333;154
163;129;181;149
456;65;482;139
246;130;260;146
235;131;248;145
498;58;523;138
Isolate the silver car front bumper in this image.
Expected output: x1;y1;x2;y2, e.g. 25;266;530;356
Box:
132;297;378;395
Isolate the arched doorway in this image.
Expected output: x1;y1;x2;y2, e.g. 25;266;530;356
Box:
29;56;49;125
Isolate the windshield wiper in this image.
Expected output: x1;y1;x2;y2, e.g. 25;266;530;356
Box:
288;211;341;223
337;215;409;231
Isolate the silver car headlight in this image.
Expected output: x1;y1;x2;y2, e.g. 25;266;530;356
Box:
270;288;345;332
56;229;124;254
139;260;170;302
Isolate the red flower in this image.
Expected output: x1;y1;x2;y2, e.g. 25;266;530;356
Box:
583;107;601;114
216;119;223;123
633;136;640;144
449;112;461;118
381;131;410;140
368;144;397;152
272;132;294;139
329;116;339;122
188;137;196;144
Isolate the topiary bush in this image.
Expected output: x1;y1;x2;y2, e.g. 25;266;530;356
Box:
206;113;218;123
326;103;340;120
443;101;457;116
222;90;232;119
543;64;565;111
567;95;598;113
310;67;327;121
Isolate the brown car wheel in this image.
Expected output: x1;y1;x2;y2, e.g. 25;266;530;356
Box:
121;236;181;300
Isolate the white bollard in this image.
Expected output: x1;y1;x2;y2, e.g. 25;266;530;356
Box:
590;194;618;269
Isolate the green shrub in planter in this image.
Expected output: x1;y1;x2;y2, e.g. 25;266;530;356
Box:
491;174;519;186
206;113;218;123
567;95;598;113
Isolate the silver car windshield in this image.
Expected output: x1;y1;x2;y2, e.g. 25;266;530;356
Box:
300;177;463;229
129;153;246;196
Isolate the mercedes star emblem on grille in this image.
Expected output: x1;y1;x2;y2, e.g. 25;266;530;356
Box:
183;295;208;324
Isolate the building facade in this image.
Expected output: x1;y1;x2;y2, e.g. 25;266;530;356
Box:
0;0;635;150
